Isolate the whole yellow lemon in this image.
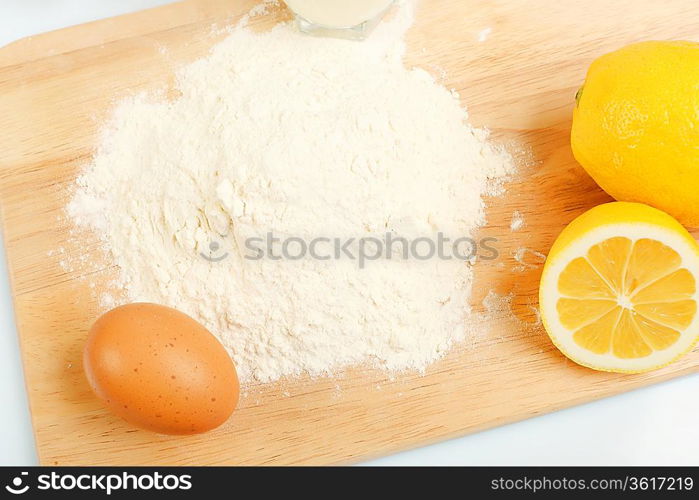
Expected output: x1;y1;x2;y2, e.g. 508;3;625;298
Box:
571;41;699;227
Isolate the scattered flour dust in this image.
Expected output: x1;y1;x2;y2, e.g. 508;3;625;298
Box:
476;27;492;43
68;1;514;384
513;247;547;271
246;0;280;19
510;210;525;231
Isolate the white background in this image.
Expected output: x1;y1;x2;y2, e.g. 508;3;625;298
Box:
1;0;697;466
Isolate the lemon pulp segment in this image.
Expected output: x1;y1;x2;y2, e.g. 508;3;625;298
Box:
556;237;694;360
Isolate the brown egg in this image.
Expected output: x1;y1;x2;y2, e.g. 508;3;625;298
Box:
83;303;239;435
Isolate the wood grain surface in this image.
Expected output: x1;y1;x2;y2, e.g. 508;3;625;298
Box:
0;0;698;465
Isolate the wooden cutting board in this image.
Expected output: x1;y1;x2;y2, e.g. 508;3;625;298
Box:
1;0;698;466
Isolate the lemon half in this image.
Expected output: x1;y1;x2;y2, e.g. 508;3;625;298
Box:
539;202;699;373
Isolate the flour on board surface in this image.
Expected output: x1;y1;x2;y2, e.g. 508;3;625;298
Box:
68;1;514;383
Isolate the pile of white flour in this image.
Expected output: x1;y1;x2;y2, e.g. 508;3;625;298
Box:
69;2;513;383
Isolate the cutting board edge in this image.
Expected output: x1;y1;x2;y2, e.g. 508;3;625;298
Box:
0;0;233;69
351;365;699;465
31;362;699;466
0;202;44;463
